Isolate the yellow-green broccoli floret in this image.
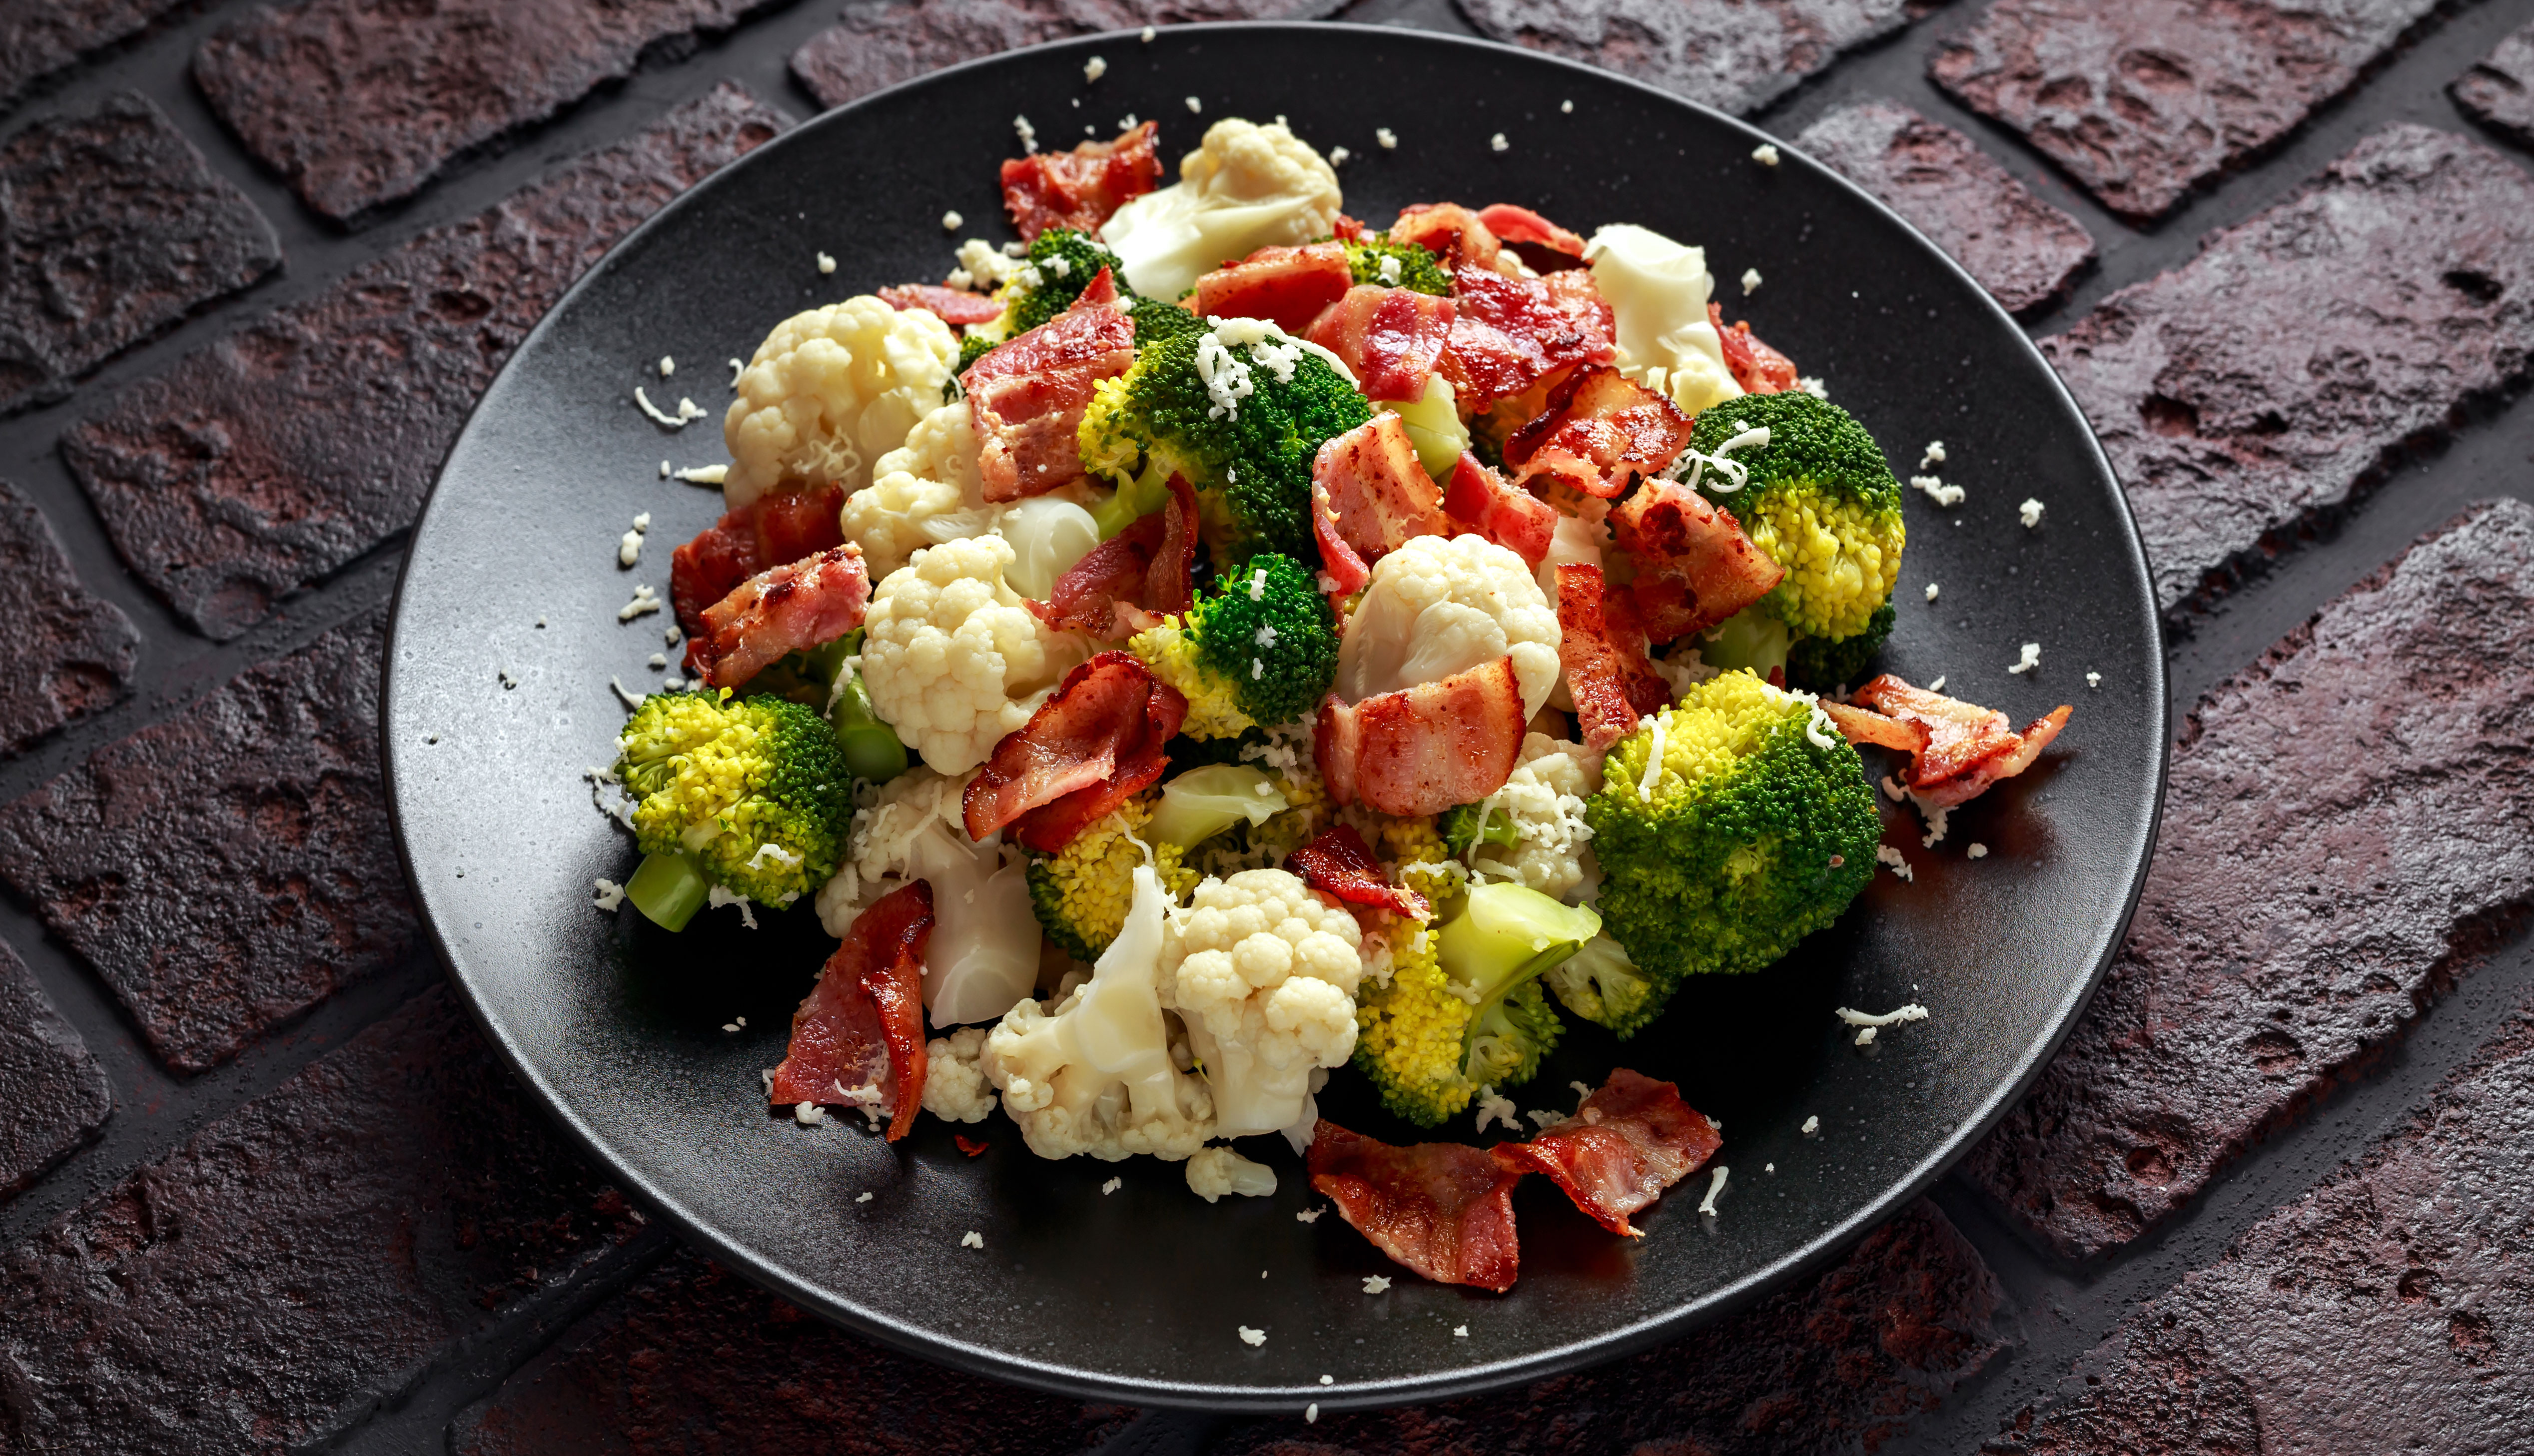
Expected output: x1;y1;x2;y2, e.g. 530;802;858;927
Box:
1691;391;1903;645
615;692;853;912
1340;233;1452;295
1024;793;1199;961
1127;554;1338;738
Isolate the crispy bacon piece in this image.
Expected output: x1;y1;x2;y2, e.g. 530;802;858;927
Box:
667;484;849;638
1821;677;2073;810
1491;1068;1720;1237
770;882;933;1142
963;267;1137;502
1503;364;1696;499
1476;202;1588;274
1309;1121;1523;1291
999;121;1162;240
687;544;871;689
1555;565;1673;751
1317;657;1527;817
1186;242;1353;335
1390;201;1501;270
1287;824;1432;921
1310;414;1450;595
1608;477;1785;643
1709;302;1800;395
1440;265;1617;406
1441;452;1556;567
962;652;1188;851
754;484;849;565
879;283;1004;327
1028;475;1198;639
1305;284;1457;403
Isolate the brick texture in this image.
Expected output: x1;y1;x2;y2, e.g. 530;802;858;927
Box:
452;1248;1137;1456
0;90;279;415
1457;0;1929;118
2452;20;2534;149
0;480;139;760
1202;1202;2003;1456
1931;0;2445;220
2041;123;2534;617
0;939;110;1202
194;0;779;222
0;0;194;117
0;609;412;1074
62;82;789;641
1966;498;2534;1260
1796;100;2095;317
1988;998;2534;1455
0;986;646;1454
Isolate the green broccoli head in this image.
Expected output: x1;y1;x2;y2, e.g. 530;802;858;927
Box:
1003;228;1130;335
1128;294;1208;347
1786;598;1895;693
1341;234;1452;296
1541;934;1657;1031
615;692;853;906
1439;802;1519;857
1129;555;1338;737
1692;391;1904;644
1353;882;1590;1128
1582;669;1882;1036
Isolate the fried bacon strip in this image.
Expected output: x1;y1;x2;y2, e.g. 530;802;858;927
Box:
1555;564;1673;751
878;283;1004;327
1186;241;1353;335
1311;414;1450;595
1389;201;1501;270
1287;824;1432;921
963;268;1136;502
1476;202;1588;274
1317;657;1527;817
1440;453;1558;567
1608;477;1785;643
1440;265;1616;407
770;882;934;1141
1309;1121;1524;1292
667;484;847;638
999;121;1161;240
1491;1068;1720;1237
963;652;1188;851
1709;302;1799;395
1819;676;2073;809
687;544;870;689
1305;284;1457;403
1503;364;1695;499
1028;475;1198;639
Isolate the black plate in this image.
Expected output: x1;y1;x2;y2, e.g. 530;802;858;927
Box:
385;23;2166;1413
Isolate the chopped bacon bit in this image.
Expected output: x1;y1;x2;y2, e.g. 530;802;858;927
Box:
879;283;1004;327
1829;676;2073;809
1475;202;1588;274
752;483;849;567
1491;1068;1720;1237
688;543;871;689
1306;284;1457;403
1187;242;1353;335
1389;201;1501;270
964;268;1136;502
999;121;1162;240
669;487;851;639
1555;564;1673;750
1287;824;1432;921
1029;475;1198;639
954;1134;991;1157
770;882;933;1142
1439;264;1616;407
1709;302;1800;395
1310;415;1450;595
1331;212;1369;242
1440;452;1557;567
1317;657;1527;817
1310;1121;1523;1291
963;651;1189;851
1816;699;1923;754
1608;477;1784;643
1502;364;1695;499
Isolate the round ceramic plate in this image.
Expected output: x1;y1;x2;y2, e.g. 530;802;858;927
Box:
386;22;2166;1413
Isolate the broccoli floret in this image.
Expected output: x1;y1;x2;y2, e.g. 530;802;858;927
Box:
614;691;854;927
1582;669;1881;1035
1128;554;1338;737
1439;802;1519;857
1340;234;1452;295
1078;320;1374;564
1129;294;1208;347
1024;793;1199;960
1541;934;1656;1030
1691;391;1904;645
1786;598;1895;693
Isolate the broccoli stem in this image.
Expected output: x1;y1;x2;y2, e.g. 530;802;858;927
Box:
1091;469;1172;540
627;850;710;931
829;669;908;783
1461;940;1582;1071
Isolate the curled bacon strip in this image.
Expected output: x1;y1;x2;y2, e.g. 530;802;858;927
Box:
1187;242;1353;335
1476;202;1588;274
1609;477;1785;643
1311;414;1450;596
999;121;1161;240
1028;475;1198;640
1441;453;1557;568
1390;201;1500;270
668;485;847;638
687;544;870;690
1306;285;1457;404
1819;676;2073;810
1286;824;1431;921
1709;302;1800;395
962;651;1188;851
1309;1121;1523;1292
770;882;934;1142
1317;657;1527;817
1491;1068;1720;1237
964;268;1136;503
879;283;1004;327
1441;265;1616;407
1555;564;1673;751
1503;364;1695;500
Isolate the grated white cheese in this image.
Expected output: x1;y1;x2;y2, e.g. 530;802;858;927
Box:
633;511;650;533
1909;474;1965;507
940;209;962;232
1013;113;1037;153
1101;1177;1122;1194
1490;131;1508;152
619;584;662;621
619;529;643;567
1453;1325;1469;1338
707;885;759;929
2007;642;2041;675
1741;267;1762;295
961;1230;985;1249
1377;253;1401;285
1928;675;1946;692
665;624;682;645
1638;713;1669;802
1881;774;1906;802
1297;1207;1323;1223
1803;700;1837;750
1361;1275;1392;1293
817;251;837;274
2087;671;2102;689
1474;1089;1518;1134
1083;54;1107;81
722;1021;739;1033
1837;1003;1929;1029
728;358;744;386
592;878;626;911
1321;1375;1334;1386
1752;142;1780;165
1968;842;1990;858
1875;844;1914;882
1562;98;1575;113
498;668;518;690
1186;95;1202;113
658;355;674;377
1140;24;1155;40
2019;497;2044;528
746;842;804;872
1329;145;1350;166
1377;126;1397;149
1306;1405;1318;1424
672;464;728;485
1918;801;1950;847
795;1102;824;1125
1855;1026;1878;1046
609;677;642;712
1920;441;1946;470
1571;1080;1593;1102
1796;375;1828;399
1696;1166;1728;1216
1526;1109;1560;1129
1925;581;1939;602
633;386;704;428
1238;1326;1266;1347
1665;421;1769;494
1802;1115;1820;1134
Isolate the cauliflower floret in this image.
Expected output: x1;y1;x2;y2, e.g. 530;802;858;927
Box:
1337;534;1562;720
922;1026;996;1123
1468;733;1604;901
1160;868;1363;1138
861;536;1084;776
1185;1144;1278;1202
1586;224;1742;418
1098;118;1343;302
844;399;993;580
725;297;957;512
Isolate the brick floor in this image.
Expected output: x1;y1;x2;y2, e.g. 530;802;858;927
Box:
0;479;137;760
0;0;195;117
0;938;109;1202
1458;0;1933;117
2452;19;2534;149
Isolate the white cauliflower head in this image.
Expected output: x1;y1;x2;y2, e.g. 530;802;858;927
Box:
844;398;992;581
1098;118;1343;302
724;297;958;513
1185;1144;1278;1202
860;535;1084;776
1586;224;1742;418
921;1026;996;1123
1337;534;1562;720
1467;733;1604;901
1160;868;1363;1138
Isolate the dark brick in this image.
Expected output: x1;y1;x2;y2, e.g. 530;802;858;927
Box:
1456;0;1927;118
0;91;279;415
0;0;195;117
791;0;1342;111
1931;0;2445;220
0;610;412;1074
452;1248;1135;1456
2452;20;2534;148
194;0;781;221
0;986;644;1453
2039;124;2534;617
1966;498;2534;1260
0;479;139;760
1988;996;2534;1455
0;939;109;1202
1795;100;2094;317
1203;1201;2003;1456
62;83;789;641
